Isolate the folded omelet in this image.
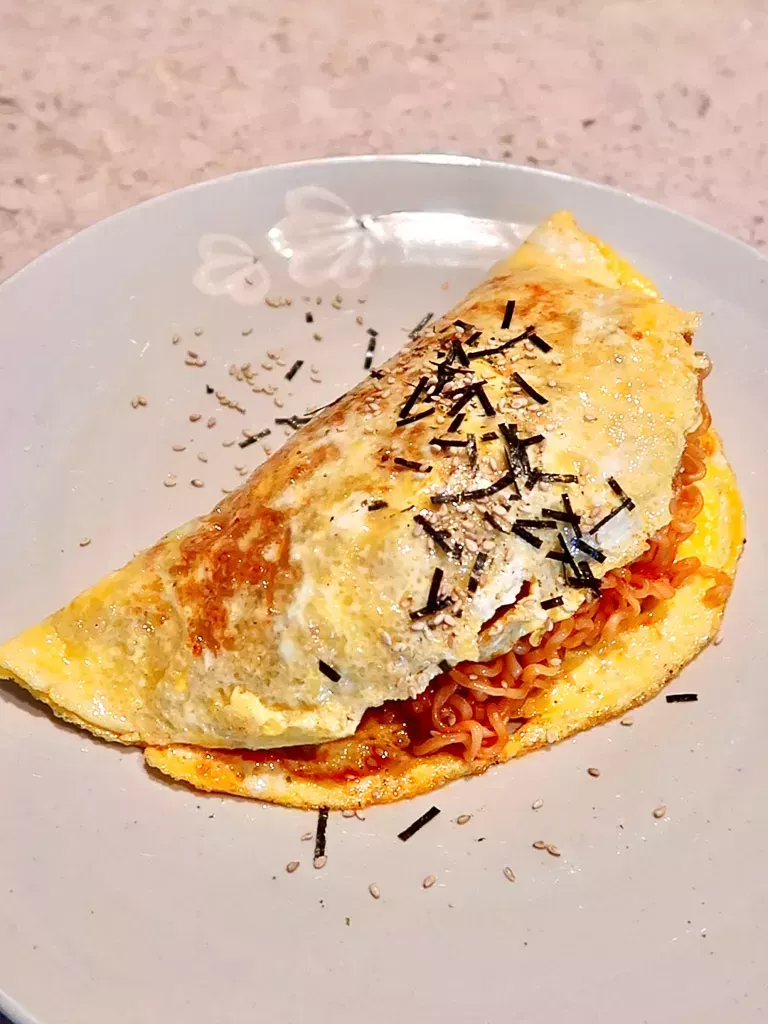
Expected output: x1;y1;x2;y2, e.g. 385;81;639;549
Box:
0;212;744;809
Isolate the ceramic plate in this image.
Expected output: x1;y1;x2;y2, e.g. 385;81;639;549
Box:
1;156;766;1024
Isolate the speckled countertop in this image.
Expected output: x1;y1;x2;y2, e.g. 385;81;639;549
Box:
1;0;766;280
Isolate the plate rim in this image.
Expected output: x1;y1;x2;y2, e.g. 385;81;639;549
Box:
2;153;766;297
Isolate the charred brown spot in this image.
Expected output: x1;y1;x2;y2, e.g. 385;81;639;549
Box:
167;444;337;656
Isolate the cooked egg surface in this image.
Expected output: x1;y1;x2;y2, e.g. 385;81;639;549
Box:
0;212;708;750
146;432;744;809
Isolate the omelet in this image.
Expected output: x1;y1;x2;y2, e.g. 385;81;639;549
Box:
0;211;744;808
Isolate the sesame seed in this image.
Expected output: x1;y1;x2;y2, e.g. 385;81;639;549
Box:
194;327;203;336
222;439;235;447
164;476;177;488
171;444;186;452
79;537;91;547
532;840;547;850
587;767;601;777
620;717;634;726
172;333;181;344
368;883;381;900
189;413;201;422
261;361;274;371
274;398;285;408
456;814;472;825
584;412;597;423
313;333;323;342
190;478;204;488
263;445;273;455
422;874;436;889
313;855;327;870
285;861;300;874
300;831;313;841
241;327;253;336
503;866;516;883
342;810;356;818
545;844;561;858
653;805;667;819
356;315;364;326
713;632;723;646
130;395;146;409
197;453;208;463
545;728;557;745
207;417;217;429
531;798;543;810
220;487;232;494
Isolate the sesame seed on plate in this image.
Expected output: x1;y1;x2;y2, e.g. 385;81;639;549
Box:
456;814;472;825
274;398;285;408
313;855;327;870
503;866;516;883
653;805;667;819
197;453;208;463
130;395;147;409
79;537;92;547
194;327;203;336
286;861;300;874
531;798;543;810
532;840;547;850
587;767;601;777
172;333;180;344
368;883;381;900
222;439;235;447
172;444;186;452
189;413;201;422
190;478;204;488
422;874;436;889
164;476;177;488
207;417;217;428
241;327;253;336
342;810;356;818
356;315;364;326
620;717;634;726
546;844;561;858
313;333;323;342
300;831;313;841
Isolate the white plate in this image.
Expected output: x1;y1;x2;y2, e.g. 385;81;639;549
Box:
1;155;766;1024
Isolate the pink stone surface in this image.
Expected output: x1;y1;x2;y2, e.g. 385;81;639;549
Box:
1;0;766;280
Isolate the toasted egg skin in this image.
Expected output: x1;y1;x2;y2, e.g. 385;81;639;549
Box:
146;430;744;809
0;212;725;754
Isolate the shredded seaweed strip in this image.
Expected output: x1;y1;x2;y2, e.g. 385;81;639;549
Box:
318;660;341;682
512;523;544;549
468;326;535;362
370;369;384;379
205;384;214;394
589;497;634;535
410;568;451;619
275;415;311;430
512;372;548;405
364;334;377;370
305;311;314;324
481;431;499;441
448;412;465;433
397;805;441;842
399;376;429;420
541;596;564;610
409;311;434;338
432;471;518;505
367;327;378;338
464;330;483;347
538;472;579;484
452;338;470;367
567;560;601;594
501;299;516;330
439;659;452;673
528;331;553;353
394;457;432;473
430;437;469;449
397;408;435;428
239;428;271;449
285;359;304;381
666;693;699;703
467;551;488;594
414;513;462;558
366;499;388;511
515;518;557;529
447;381;495;417
574;538;606;562
467;433;478;468
314;808;329;860
541;506;580;527
454;319;475;332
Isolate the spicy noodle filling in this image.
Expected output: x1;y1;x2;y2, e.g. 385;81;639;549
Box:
407;404;730;763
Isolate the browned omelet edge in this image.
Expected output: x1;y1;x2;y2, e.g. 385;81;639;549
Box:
145;430;745;809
